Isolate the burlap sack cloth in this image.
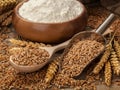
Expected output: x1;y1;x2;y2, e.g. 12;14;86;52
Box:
100;0;120;16
80;0;120;16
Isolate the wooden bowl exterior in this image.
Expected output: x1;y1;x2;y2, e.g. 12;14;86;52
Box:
12;1;88;43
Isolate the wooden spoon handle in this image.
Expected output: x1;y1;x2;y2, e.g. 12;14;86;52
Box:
53;39;71;53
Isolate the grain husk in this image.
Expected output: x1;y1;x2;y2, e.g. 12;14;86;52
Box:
104;61;112;86
93;44;112;74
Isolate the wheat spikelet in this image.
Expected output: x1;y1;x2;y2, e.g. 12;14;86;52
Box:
110;48;120;75
93;44;111;74
9;47;22;55
0;10;12;24
1;15;12;26
9;38;51;48
113;39;120;60
9;39;40;48
0;0;17;15
45;56;61;84
9;38;28;47
104;61;112;86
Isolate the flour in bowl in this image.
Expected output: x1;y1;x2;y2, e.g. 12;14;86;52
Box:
19;0;83;23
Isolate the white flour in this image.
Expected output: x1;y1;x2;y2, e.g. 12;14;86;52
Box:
19;0;83;23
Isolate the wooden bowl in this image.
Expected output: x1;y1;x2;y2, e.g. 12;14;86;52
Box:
12;0;88;44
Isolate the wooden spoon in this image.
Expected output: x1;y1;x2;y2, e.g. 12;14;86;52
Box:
9;39;70;72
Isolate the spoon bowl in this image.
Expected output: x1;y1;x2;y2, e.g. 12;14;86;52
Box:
10;56;44;72
9;39;70;72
